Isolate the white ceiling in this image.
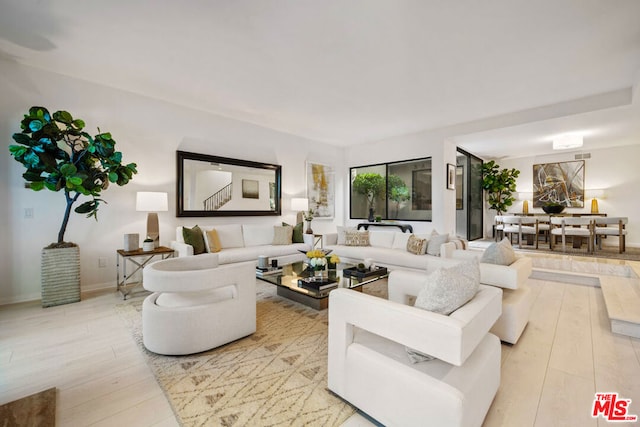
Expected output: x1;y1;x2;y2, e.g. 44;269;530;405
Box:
1;0;639;159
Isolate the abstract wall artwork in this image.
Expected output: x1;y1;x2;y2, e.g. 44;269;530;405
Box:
241;179;259;199
533;160;584;208
306;162;335;218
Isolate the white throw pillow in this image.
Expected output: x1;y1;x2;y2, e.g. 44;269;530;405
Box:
337;226;356;245
215;224;245;249
426;231;449;256
481;237;516;265
242;224;274;246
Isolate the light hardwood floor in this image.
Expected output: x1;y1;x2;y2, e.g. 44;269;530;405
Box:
2;260;640;427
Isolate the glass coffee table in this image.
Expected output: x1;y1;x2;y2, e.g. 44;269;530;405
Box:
256;261;388;310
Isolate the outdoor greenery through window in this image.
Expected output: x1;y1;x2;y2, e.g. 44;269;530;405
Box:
350;157;432;221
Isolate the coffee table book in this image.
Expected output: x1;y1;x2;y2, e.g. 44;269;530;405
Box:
256;266;283;276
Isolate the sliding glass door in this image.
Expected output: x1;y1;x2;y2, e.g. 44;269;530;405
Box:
456;149;483;241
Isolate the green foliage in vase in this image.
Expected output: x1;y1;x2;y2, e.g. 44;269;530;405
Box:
9;106;138;245
481;160;520;215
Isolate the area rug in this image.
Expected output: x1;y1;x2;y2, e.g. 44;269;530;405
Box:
117;280;388;427
0;387;56;427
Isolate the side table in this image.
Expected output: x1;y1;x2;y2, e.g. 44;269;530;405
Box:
312;234;323;249
116;246;175;299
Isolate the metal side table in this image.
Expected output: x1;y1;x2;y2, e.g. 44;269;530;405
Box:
116;246;175;299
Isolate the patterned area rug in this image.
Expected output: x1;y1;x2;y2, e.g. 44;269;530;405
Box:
117;280;388;427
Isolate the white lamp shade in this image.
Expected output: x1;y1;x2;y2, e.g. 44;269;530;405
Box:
291;197;309;211
136;192;168;212
585;189;606;199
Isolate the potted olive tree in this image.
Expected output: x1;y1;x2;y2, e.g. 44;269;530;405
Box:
9;106;137;307
387;174;410;218
352;172;386;221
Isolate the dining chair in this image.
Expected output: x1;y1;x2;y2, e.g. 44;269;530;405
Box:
494;215;505;241
502;216;540;248
594;217;628;253
549;216;594;253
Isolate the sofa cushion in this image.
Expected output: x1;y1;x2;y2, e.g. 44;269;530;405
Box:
406;234;427;255
345;230;370;246
242;224;274;247
182;226;206;255
273;225;293;245
391;232;411;250
216;224;245;248
481;238;516;266
337;226;357;245
369;231;395;249
205;229;222;253
283;222;304;243
426;231;449;256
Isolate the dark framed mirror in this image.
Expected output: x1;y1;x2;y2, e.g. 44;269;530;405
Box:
177;150;281;217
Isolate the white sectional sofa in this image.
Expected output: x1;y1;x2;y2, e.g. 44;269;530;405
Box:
171;223;312;265
445;248;533;344
323;230;461;272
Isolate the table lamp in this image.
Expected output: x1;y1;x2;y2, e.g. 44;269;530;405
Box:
136;191;168;248
291;197;310;230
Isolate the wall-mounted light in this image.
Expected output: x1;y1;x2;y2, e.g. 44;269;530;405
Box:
553;134;583;150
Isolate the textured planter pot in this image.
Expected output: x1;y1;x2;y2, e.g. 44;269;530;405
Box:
41;246;81;308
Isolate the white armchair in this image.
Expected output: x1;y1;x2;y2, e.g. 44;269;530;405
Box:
142;253;256;355
328;270;503;427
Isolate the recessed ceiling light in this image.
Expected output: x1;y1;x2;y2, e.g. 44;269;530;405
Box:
553;134;583;150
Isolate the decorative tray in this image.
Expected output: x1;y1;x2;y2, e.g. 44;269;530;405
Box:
342;266;388;279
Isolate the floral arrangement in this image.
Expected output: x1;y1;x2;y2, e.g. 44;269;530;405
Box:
306;250;340;271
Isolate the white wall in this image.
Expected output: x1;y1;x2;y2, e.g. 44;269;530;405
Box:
498;146;640;247
0;59;344;304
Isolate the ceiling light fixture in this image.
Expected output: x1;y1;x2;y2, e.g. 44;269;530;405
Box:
553;134;583;150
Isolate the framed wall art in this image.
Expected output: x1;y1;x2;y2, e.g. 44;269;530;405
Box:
533;160;585;207
446;163;456;190
306;162;335;218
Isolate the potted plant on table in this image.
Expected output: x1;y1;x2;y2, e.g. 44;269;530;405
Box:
9;106;138;307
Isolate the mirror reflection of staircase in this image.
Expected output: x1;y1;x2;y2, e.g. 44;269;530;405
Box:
204;183;232;210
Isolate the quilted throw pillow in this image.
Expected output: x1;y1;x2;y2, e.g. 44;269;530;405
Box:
344;230;370;246
183;225;206;255
406;234;427;255
481;237;516;265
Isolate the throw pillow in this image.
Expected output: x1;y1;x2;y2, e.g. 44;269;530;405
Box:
205;229;222;253
481;237;516;265
406;234;427;255
337;226;356;245
426;231;449;256
405;259;480;363
344;230;370;246
182;225;206;255
391;232;411;250
273;225;293;245
282;222;304;243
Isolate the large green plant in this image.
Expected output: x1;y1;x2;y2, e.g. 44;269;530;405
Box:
387;174;410;216
352;173;386;210
9;106;138;246
481;160;520;215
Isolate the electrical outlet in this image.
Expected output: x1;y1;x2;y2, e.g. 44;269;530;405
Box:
24;208;33;219
98;257;107;268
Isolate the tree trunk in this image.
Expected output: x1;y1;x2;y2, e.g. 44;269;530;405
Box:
58;192;80;243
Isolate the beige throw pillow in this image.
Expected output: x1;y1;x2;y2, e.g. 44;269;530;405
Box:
406;234;427;255
344;230;370;246
273;225;293;245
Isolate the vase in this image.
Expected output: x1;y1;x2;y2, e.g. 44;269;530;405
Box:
314;269;327;279
368;208;374;222
41;246;81;307
305;220;313;234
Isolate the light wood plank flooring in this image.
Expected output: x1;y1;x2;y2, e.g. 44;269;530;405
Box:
2;260;640;426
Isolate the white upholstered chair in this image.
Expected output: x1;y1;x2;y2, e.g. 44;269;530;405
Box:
594;217;628;253
502;215;540;248
142;253;256;355
550;216;594;253
328;271;502;427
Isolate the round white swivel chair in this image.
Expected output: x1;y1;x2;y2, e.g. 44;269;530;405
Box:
142;253;256;355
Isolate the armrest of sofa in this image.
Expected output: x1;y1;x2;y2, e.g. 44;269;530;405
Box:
171;240;194;257
447;249;532;290
323;233;338;246
387;270;428;305
328;285;502;367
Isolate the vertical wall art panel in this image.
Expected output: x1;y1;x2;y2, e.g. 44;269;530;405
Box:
533;160;585;208
306;162;335;218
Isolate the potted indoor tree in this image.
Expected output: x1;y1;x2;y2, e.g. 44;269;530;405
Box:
387;174;410;218
9;106;138;307
481;160;520;215
352;172;386;221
